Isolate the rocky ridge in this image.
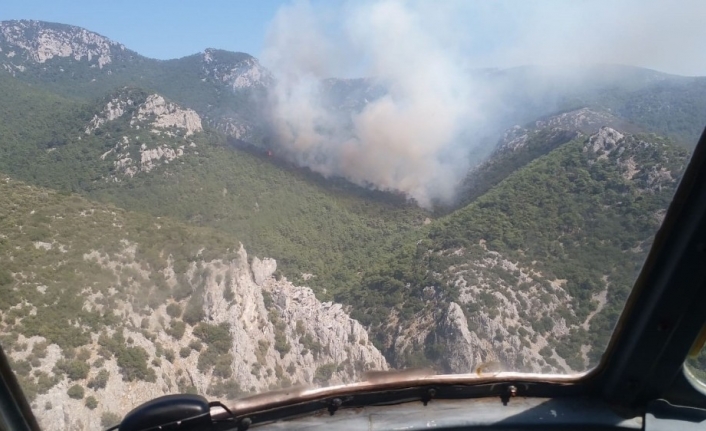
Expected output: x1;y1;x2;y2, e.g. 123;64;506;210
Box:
17;243;385;431
0;175;387;431
201;49;271;91
87;90;203;178
496;108;632;155
383;125;688;375
0;20;126;73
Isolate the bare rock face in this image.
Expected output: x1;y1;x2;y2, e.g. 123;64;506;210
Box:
0;20;123;68
86;92;203;179
86;98;135;134
438;303;484;373
201;48;271;90
133;95;203;136
251;257;277;286
22;244;386;431
587;127;624;155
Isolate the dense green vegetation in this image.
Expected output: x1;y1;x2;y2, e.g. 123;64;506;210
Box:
0;75;427;298
342;133;688;367
593;78;706;148
459;128;578;207
0;29;702;390
0;176;240;372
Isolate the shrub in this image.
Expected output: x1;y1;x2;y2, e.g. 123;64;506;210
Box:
212;354;233;378
167;320;186;340
54;359;90;381
116;346;156;382
274;332;291;358
35;371;58;394
188;339;203;352
76;348;91;361
101;412;122;428
67;384;84;399
207;379;241;399
192;323;231;354
31;341;48;359
223;278;235;302
314;363;337;385
299;334;322;359
166;303;182;318
539;346;553;359
182;295;204;325
87;369;109;390
179;347;191;358
85;396;98;409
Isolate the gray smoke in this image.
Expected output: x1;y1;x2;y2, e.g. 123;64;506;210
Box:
261;0;705;208
262;0;484;207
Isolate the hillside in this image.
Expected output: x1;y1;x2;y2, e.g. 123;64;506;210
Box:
4;20;706;152
0;78;428;297
0;20;269;142
0;177;386;430
0;18;704;431
340;127;689;372
458;108;642;206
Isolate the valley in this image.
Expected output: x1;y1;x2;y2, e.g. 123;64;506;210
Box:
0;19;701;431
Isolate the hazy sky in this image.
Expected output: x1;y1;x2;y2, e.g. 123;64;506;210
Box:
1;0;705;76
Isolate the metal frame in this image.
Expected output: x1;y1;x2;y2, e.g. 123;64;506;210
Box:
591;126;706;409
0;341;41;431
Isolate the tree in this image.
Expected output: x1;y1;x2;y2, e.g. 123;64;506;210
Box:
116;346;156;382
67;384;84;399
313;363;337;385
85;396;98;409
101;412;122;428
87;369;109;390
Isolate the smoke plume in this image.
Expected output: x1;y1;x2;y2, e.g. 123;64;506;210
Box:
262;0;485;207
261;0;705;208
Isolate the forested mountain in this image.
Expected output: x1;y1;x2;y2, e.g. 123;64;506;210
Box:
0;177;387;430
0;19;703;431
343;127;688;372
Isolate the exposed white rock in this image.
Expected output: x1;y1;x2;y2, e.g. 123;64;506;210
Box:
201;49;270;90
587;127;624;157
251;257;277;286
212;118;251;139
138;144;184;173
22;243;386;431
85;98;134;134
133;95;203;136
439;303;488;373
0;20;123;68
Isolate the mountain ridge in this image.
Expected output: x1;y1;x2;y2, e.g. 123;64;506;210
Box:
0;18;702;431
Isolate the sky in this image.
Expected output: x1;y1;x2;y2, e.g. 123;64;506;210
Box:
1;0;706;76
2;0;705;204
0;0;292;60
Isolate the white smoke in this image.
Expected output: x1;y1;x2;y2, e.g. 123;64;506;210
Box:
261;0;706;208
262;0;483;207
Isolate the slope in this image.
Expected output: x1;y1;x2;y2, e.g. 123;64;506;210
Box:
341;127;690;372
456;108;645;208
0;176;387;431
0;80;428;297
0;21;269;142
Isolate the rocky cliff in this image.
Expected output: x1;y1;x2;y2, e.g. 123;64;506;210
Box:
0;178;386;431
0;20;127;72
361;126;688;375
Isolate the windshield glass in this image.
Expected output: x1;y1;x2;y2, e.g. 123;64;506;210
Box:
0;1;704;429
686;328;706;387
